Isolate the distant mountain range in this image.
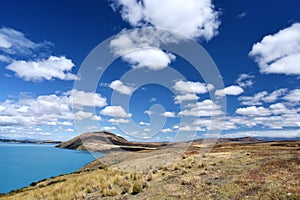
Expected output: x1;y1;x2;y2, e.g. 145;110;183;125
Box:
0;138;61;144
56;131;263;152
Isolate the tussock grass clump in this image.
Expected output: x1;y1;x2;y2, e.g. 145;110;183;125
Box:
173;163;179;170
132;180;143;195
120;180;132;194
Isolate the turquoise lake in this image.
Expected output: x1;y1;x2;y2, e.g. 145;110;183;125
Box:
0;142;104;194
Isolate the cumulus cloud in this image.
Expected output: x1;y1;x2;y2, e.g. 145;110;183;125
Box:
283;89;300;102
238;91;267;106
237;12;247;19
109;80;135;95
0;27;49;56
238;89;287;106
122;48;175;71
68;89;107;108
215;85;244;97
174;93;199;104
236;106;271;116
139;121;150;126
103;126;116;131
100;106;132;118
269;103;290;115
110;29;177;71
233;101;300;130
108;118;130;123
0;89;107;128
249;23;300;75
236;73;255;88
144;110;153;115
111;0;220;40
74;111;94;121
0;27;78;83
149;97;157;102
173;80;211;94
192;117;236;131
0;94;71;128
0;54;11;63
222;130;300;139
178;99;222;117
263;88;287;102
6;56;78;81
160;128;173;133
161;111;176;118
178;126;204;132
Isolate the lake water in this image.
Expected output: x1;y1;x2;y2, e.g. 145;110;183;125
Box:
0;142;104;194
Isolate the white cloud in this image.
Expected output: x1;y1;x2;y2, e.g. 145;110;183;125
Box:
64;128;75;132
144;110;153;115
108;118;130;123
0;34;12;48
0;89;108;132
173;80;210;94
269;103;289;115
192;117;236;131
161;111;176;118
109;80;135;95
0;90;107;138
263;88;287;102
237;12;247;19
283;89;300;102
59;121;73;126
149;97;157;102
239;91;267;106
91;115;102;121
178;125;204;132
122;48;175;71
6;56;78;81
215;85;244;96
249;23;300;75
103;126;116;131
178;99;222;117
111;0;220;40
236;106;271;116
222;130;300;139
100;106;132;118
110;30;176;71
0;27;47;55
69;89;107;108
139;121;150;126
143;128;151;132
160;128;173;133
230;102;300;129
0;27;78;83
0;54;11;63
238;89;287;106
0;94;72;127
0;125;54;140
74;111;94;121
174;93;199;104
236;73;255;88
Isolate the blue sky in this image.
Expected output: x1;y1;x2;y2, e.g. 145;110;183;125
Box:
0;0;300;141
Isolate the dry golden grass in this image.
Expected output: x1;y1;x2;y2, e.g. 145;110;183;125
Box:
1;141;299;199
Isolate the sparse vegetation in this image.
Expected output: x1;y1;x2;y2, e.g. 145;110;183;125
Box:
1;140;299;199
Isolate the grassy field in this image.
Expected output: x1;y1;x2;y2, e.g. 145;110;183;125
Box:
1;140;299;199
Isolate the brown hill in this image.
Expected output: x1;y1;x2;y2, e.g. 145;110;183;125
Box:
56;131;168;152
